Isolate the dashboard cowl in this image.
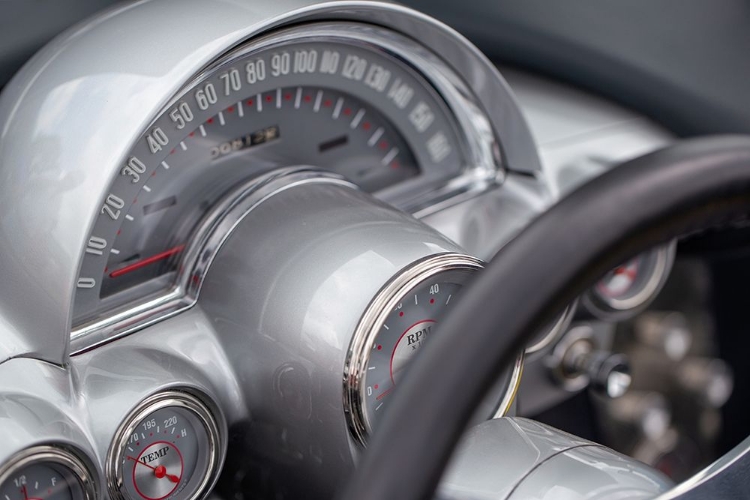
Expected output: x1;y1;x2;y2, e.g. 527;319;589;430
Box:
198;176;466;497
0;0;540;366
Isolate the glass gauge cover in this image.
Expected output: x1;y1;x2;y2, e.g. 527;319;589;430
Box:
0;446;95;500
107;391;222;500
344;253;522;445
583;242;676;320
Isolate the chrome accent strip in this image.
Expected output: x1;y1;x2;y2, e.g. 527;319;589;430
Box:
0;445;97;500
106;389;222;500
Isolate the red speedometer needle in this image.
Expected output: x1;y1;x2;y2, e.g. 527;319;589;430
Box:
109;245;185;278
126;456;180;483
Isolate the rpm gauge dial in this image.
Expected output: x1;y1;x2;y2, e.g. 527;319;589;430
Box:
345;253;523;445
107;391;222;500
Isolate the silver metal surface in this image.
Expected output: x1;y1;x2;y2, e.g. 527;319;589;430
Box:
0;445;96;500
439;417;672;500
107;390;222;500
0;0;539;366
197;177;485;497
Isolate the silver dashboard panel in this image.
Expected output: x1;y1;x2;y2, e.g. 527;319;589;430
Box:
0;0;540;366
0;0;692;498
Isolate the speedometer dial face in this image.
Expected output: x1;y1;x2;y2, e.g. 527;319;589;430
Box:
73;23;470;334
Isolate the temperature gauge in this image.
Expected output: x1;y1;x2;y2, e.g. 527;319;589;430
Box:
107;391;221;500
0;446;95;500
583;242;676;320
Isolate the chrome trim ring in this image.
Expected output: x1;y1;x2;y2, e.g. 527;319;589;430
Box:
106;390;222;500
0;445;97;500
524;300;578;356
344;252;523;446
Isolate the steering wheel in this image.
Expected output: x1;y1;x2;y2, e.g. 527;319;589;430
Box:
343;135;750;499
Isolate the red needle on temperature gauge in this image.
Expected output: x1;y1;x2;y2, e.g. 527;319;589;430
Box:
126;456;180;483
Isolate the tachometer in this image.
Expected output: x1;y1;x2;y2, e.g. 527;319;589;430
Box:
344;254;522;445
72;23;488;343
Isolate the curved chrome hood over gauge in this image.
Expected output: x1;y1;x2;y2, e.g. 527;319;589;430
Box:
0;0;541;365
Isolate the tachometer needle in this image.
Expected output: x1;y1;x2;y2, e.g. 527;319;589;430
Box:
109;245;185;278
126;456;180;483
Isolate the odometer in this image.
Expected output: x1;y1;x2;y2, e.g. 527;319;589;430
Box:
72;23;474;337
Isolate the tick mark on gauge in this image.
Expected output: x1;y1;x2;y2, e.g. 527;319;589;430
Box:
446;294;452;305
350;109;365;129
376;403;384;411
332;98;344;119
199;125;207;137
218;112;226;126
377;345;383;350
143;185;151;193
399;311;404;317
256;94;263;111
237;101;244;117
125;214;134;221
276;88;282;108
414;294;418;305
383;324;389;330
430;298;435;304
368;127;384;147
313;90;323;112
110;248;120;255
382;148;399;166
294;87;302;109
161;161;171;169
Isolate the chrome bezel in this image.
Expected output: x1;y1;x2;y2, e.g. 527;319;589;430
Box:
343;252;523;446
70;22;501;353
524;301;578;357
582;241;676;321
106;389;222;500
0;445;96;500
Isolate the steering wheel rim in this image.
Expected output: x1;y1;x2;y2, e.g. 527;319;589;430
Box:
342;135;750;499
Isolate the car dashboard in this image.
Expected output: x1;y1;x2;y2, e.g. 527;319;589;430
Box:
0;1;743;500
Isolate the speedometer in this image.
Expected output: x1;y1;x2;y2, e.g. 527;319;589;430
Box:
72;23;496;346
